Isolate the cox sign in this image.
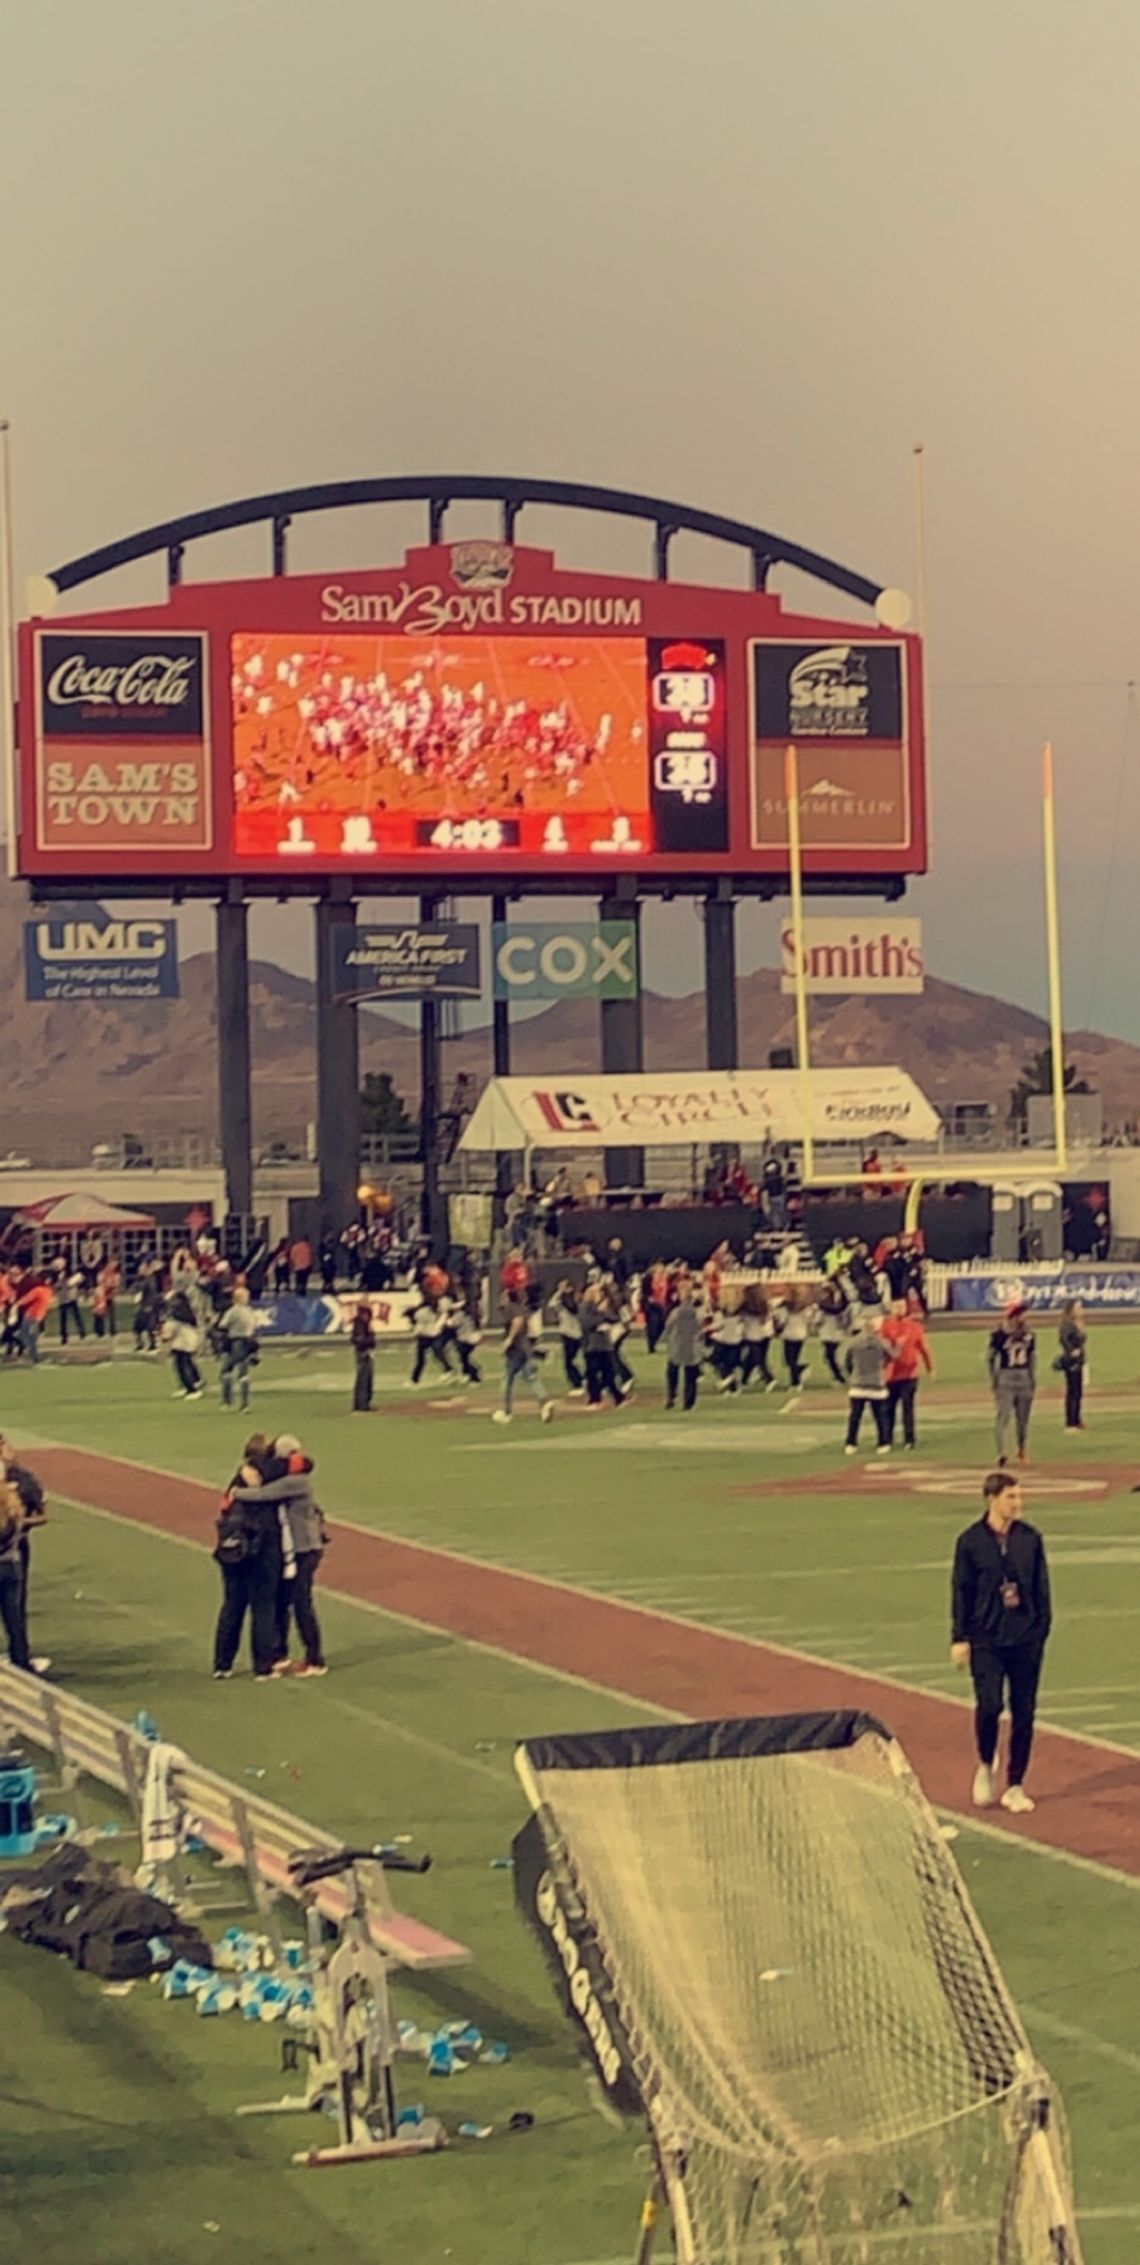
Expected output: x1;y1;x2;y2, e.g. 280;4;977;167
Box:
492;922;638;1002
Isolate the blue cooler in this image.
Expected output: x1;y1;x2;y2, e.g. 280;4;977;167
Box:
0;1750;38;1858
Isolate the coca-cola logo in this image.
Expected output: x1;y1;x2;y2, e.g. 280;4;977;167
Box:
38;631;205;739
45;652;193;710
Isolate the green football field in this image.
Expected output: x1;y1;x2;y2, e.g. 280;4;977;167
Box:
1;1321;1139;2264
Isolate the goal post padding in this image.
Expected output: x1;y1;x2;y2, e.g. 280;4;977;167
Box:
513;1709;1082;2264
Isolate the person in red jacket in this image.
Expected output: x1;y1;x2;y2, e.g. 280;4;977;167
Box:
881;1297;934;1450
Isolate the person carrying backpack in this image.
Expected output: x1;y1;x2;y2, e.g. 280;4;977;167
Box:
211;1431;273;1678
218;1286;259;1410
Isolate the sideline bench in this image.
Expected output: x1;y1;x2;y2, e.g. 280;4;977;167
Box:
0;1664;470;1972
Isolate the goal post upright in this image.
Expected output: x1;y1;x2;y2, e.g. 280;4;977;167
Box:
784;741;815;1183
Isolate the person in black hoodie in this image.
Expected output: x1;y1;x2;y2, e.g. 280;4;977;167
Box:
951;1470;1051;1816
211;1431;273;1678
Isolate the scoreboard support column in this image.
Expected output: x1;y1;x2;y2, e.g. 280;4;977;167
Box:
315;893;361;1238
703;886;739;1070
216;891;253;1222
599;890;644;1192
491;894;514;1208
420;893;447;1257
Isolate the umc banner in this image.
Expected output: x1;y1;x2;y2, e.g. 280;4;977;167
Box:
24;913;180;1001
460;1068;941;1150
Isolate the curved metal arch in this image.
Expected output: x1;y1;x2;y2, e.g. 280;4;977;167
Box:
48;473;885;609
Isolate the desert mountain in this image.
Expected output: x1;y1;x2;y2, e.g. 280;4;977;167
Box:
5;878;1137;1154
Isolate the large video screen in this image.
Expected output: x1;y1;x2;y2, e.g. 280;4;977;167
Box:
230;632;729;863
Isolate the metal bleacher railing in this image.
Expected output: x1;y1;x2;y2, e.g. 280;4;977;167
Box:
0;1664;469;1974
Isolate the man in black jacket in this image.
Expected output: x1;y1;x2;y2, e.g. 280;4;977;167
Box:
951;1470;1051;1816
0;1436;49;1675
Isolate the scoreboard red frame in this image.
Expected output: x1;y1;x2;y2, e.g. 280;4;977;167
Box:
15;540;927;885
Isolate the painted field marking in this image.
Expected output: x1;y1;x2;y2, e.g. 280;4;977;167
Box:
1022;2008;1140;2081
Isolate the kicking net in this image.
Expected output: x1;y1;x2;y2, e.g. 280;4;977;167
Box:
514;1711;1081;2264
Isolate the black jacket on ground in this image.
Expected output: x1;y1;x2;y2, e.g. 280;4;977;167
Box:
951;1517;1052;1651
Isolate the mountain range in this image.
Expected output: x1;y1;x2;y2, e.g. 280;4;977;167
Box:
7;878;1138;1154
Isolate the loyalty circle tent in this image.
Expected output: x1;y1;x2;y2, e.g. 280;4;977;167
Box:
458;1068;942;1154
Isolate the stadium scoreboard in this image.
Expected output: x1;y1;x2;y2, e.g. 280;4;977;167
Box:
16;540;927;884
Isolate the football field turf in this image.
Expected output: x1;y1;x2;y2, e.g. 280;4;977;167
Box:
1;1323;1139;2263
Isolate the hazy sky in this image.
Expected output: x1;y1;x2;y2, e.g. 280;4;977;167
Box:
5;0;1140;1040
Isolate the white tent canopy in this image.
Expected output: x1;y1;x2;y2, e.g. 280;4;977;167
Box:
459;1069;942;1152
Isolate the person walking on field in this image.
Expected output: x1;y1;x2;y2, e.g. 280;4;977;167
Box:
663;1284;702;1412
580;1286;623;1409
816;1278;851;1386
951;1469;1051;1815
1057;1298;1087;1432
351;1299;376;1411
777;1286;811;1404
740;1286;776;1390
493;1299;553;1427
989;1303;1037;1466
218;1286;258;1411
16;1275;53;1365
844;1314;891;1455
881;1297;934;1450
163;1292;204;1399
548;1280;586;1395
57;1268;87;1347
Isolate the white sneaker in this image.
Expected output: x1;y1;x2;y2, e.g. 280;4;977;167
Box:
844;1445;858;1456
31;1655;52;1675
764;1378;779;1394
876;1444;891;1456
491;1410;511;1425
972;1764;996;1808
1001;1785;1035;1815
568;1387;586;1399
540;1401;553;1424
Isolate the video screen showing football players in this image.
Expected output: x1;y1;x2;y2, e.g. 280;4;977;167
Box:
231;633;654;860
